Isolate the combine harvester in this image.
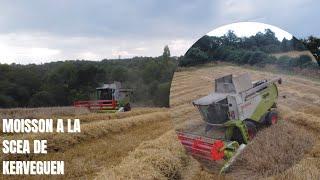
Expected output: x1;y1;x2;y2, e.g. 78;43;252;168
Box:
74;81;133;112
177;73;282;173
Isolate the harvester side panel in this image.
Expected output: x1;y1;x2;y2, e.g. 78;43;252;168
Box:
250;83;278;122
238;95;261;121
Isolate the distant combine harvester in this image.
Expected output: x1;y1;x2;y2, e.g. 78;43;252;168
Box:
74;81;133;112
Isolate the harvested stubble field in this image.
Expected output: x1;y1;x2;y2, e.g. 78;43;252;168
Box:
1;64;320;180
1;107;171;179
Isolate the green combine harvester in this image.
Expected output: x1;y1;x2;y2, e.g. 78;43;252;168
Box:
177;73;282;173
74;81;133;113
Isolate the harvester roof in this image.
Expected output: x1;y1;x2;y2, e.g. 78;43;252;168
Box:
96;81;121;90
193;73;253;106
193;92;229;106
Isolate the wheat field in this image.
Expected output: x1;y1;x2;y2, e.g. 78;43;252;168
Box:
97;64;320;179
1;107;171;179
1;64;319;179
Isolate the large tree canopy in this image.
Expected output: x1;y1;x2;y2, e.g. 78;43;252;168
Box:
180;29;318;70
0;47;177;108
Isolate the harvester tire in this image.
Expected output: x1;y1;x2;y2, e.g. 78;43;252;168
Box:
124;103;131;112
245;121;257;141
231;127;245;144
266;111;278;125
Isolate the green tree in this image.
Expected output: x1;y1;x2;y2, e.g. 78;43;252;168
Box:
297;55;312;67
111;66;128;82
142;61;161;83
0;95;17;108
248;51;268;65
0;55;177;108
180;47;209;66
302;36;320;66
163;45;171;58
154;82;170;107
281;38;291;51
29;91;55;107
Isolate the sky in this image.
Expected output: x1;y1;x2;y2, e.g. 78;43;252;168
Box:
0;0;319;64
207;22;293;40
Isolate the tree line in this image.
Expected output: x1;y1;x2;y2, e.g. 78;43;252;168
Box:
0;46;177;108
180;29;319;69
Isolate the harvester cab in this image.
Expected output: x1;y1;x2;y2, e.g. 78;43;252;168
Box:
74;81;133;112
177;73;282;173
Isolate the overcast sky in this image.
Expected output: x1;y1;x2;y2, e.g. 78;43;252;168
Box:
0;0;319;64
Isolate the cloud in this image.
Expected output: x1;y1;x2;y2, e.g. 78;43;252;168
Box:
0;32;193;64
0;33;61;64
207;22;293;40
223;0;256;16
0;0;319;64
111;50;135;57
134;47;147;51
168;39;193;55
77;51;100;60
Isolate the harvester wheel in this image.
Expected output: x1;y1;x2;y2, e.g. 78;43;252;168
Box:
245;121;257;140
266;111;278;125
230;121;257;144
124;103;131;112
230;127;245;144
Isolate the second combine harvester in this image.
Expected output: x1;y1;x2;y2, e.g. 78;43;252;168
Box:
74;81;133;112
177;73;282;173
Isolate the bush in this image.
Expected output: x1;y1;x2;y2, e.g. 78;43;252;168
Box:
248;51;268;65
0;95;17;108
300;61;319;69
153;82;171;107
180;47;209;66
29;91;56;107
240;51;253;64
226;49;243;63
276;56;292;68
297;55;312;67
